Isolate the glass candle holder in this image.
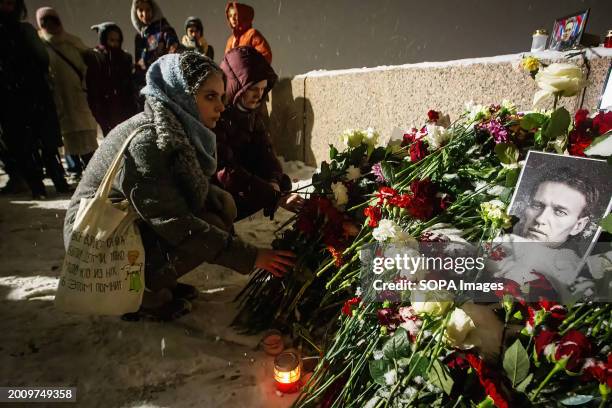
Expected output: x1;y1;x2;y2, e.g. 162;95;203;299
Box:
531;29;548;52
605;30;612;48
273;352;301;393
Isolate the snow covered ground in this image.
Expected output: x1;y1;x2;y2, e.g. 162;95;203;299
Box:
0;160;315;408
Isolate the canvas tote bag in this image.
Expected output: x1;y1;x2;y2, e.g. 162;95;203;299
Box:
56;125;153;315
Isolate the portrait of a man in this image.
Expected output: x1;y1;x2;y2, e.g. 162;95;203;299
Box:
497;151;612;297
510;152;610;258
549;10;589;51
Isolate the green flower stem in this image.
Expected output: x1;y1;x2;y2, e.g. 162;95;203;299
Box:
598;384;609;408
530;361;565;401
560;305;607;336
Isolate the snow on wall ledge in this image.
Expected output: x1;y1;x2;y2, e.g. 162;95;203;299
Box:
267;48;612;166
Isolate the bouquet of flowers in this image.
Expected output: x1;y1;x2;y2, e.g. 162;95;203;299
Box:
292;103;612;407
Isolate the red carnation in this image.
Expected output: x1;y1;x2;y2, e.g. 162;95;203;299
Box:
376;186;398;205
427;110;440;122
466;353;510;408
389;193;412;208
535;329;558;357
582;357;612;388
554;330;592;372
341;297;361;317
363;206;382;227
409;139;428;162
593;111;612;135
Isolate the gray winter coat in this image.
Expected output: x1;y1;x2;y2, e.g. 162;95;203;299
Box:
63;97;257;277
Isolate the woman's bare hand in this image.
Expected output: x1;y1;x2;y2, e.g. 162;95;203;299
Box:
255;249;296;277
279;193;305;213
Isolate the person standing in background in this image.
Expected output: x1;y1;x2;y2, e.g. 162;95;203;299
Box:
181;16;214;60
214;47;302;220
0;0;69;198
131;0;179;99
86;22;138;136
224;2;272;64
37;7;98;180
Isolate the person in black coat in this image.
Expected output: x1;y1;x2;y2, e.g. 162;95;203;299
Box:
0;0;68;197
86;22;138;136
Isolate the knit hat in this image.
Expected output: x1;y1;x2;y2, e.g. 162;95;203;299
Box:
180;51;225;95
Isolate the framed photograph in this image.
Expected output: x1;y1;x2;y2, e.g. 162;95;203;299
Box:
504;151;612;299
548;9;590;51
599;62;612;111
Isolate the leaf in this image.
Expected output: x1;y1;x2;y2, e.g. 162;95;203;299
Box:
503;340;530;386
520;113;548;130
369;359;392;386
369;146;387;164
380;162;396;184
600;213;612;234
428;360;454;395
544;107;571;141
534;129;543;146
329;145;338;160
516;372;533;393
560;395;595;406
494;143;519;165
504;168;520;187
382;327;411;360
408;352;430;379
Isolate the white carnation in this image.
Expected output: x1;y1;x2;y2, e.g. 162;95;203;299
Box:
372;219;402;242
345;165;362;181
425;124;451;150
331;182;349;206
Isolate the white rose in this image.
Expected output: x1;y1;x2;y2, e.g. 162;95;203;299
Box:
425;124;451;150
331;182;349;206
363;127;380;147
410;290;453;317
445;303;504;361
345;165;362;181
341;129;363;148
372;219;401;242
533;63;586;106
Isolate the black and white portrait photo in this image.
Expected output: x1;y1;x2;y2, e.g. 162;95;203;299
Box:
494;151;612;299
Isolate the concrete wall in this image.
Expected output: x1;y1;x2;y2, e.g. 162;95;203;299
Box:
24;0;612;78
268;49;612;165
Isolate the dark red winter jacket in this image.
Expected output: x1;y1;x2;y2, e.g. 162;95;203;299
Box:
214;46;290;219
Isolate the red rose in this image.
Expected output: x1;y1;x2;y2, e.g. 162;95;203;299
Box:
409;139;428;162
535;330;558;357
568;133;593;156
447;353;469;370
555;330;592;372
593;111;612;135
427;109;440;122
341;297;361;317
574;109;590;130
363;205;382;227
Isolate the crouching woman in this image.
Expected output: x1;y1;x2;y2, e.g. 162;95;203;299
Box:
63;51;293;320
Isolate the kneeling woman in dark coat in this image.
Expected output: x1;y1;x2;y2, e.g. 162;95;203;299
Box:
64;51;294;320
214;46;304;220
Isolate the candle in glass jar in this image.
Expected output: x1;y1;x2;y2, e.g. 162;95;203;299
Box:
605;30;612;48
531;29;548;52
273;352;301;393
